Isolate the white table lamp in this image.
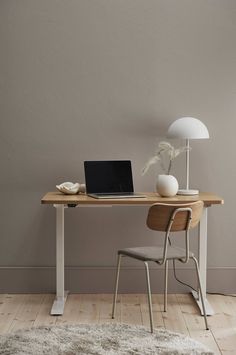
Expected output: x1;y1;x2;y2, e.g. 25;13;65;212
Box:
167;117;209;195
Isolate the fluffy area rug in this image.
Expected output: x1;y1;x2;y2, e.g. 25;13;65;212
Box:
0;323;214;355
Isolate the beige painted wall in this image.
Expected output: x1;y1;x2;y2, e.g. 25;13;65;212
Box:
0;0;235;292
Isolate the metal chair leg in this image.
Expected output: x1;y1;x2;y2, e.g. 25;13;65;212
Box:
192;256;209;330
144;261;154;333
112;254;122;319
164;260;168;312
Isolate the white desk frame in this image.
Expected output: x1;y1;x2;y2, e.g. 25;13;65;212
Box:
51;203;213;316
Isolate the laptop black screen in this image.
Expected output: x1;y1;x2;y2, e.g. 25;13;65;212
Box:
84;160;134;194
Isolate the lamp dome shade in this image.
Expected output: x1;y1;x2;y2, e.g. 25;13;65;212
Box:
167;117;209;139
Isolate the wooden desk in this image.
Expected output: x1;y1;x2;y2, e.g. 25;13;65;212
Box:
41;192;223;316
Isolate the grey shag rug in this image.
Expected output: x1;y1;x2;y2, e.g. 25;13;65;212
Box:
0;323;214;355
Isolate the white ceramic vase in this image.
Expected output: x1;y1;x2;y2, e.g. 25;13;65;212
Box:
156;174;179;197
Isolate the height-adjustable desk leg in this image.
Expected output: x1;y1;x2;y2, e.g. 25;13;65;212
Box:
51;204;68;315
191;206;214;316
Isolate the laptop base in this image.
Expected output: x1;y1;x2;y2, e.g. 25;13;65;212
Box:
88;193;146;199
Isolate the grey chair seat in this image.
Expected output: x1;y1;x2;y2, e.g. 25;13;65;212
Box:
119;246;194;262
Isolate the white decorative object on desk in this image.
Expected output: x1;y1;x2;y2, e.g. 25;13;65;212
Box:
142;141;188;197
56;182;86;195
156;174;179;197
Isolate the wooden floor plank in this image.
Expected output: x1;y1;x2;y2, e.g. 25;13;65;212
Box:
176;294;222;355
8;294;44;332
140;293;165;329
57;294;100;325
207;295;235;329
121;294;142;326
176;294;207;330
0;294;26;334
99;293;121;323
33;294;57;327
210;328;236;355
157;294;190;336
0;292;235;354
206;295;236;354
56;294;84;325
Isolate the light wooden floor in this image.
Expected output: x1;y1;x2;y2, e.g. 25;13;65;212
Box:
0;293;236;354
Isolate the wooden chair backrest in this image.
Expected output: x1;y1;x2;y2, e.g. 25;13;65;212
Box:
146;201;204;232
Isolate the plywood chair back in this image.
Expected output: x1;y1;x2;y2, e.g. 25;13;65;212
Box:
146;201;204;232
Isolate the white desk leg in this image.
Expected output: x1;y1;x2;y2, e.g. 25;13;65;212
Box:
50;204;68;315
191;206;214;315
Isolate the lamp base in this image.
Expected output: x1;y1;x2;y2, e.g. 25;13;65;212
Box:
177;189;199;196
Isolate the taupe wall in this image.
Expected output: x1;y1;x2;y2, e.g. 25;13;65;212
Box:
1;0;235;293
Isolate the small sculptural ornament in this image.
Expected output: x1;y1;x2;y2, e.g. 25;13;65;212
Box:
56;182;86;194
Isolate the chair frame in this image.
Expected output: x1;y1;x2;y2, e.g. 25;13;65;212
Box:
111;202;209;332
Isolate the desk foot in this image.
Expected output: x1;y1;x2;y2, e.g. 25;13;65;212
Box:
50;291;69;315
191;290;214;316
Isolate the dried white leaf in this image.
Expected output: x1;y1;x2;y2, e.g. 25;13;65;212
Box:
141;155;160;175
142;140;190;175
158;141;173;150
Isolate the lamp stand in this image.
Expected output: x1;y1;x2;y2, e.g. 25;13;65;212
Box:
177;139;199;195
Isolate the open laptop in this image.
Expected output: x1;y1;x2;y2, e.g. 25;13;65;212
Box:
84;160;145;199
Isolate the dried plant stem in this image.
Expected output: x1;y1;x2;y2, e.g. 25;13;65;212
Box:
158;149;166;173
142;141;189;176
167;160;172;175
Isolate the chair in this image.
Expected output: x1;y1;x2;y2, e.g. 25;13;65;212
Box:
111;201;209;332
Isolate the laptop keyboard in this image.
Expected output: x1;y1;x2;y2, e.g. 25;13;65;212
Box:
89;193;146;199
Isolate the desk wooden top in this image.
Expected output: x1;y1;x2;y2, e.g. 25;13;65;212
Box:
41;192;224;207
